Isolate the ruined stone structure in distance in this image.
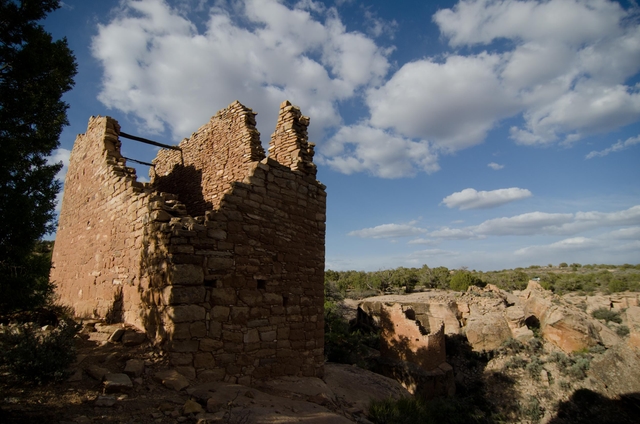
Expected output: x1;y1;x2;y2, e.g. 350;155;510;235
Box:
51;101;327;383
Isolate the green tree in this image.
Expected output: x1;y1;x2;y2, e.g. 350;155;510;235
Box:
0;0;77;313
450;271;473;291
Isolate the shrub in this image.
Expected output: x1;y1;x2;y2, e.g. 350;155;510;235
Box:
616;325;630;337
500;338;524;354
324;300;378;364
369;396;487;424
609;279;629;293
591;308;622;324
526;337;544;354
504;356;528;370
588;344;607;354
0;319;80;383
566;357;590;380
547;351;572;370
449;271;475;292
558;380;571;391
519;396;543;423
526;357;544;380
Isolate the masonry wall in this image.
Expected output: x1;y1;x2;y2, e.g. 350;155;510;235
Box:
358;302;446;372
51;116;152;328
52;101;326;383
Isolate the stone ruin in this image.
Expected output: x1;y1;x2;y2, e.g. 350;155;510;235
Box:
50;100;326;384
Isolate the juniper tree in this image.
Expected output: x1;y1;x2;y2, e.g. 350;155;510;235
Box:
0;0;76;312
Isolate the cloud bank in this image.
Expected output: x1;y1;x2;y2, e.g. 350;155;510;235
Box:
442;187;532;210
93;0;640;178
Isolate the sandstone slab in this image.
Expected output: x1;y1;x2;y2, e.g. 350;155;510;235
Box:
155;369;190;391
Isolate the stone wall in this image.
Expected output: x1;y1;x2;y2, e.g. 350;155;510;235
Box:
51;116;151;327
359;302;446;372
51;101;326;383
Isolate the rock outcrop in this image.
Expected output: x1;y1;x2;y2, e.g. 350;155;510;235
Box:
520;282;603;353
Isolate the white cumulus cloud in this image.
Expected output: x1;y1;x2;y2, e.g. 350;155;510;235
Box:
320;124;439;178
442;187;532;210
92;0;390;142
515;237;598;255
586;134;640;159
366;0;640;151
92;0;640;178
488;162;504;170
348;222;427;239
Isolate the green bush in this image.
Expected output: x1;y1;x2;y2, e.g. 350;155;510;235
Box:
526;357;544;380
0;319;80;383
616;325;630;337
526;337;544;353
609;279;629;293
504;356;528;370
591;308;622;324
324;300;378;364
566;357;590;380
369;396;486;424
500;338;524;354
548;351;572;369
519;396;543;423
449;271;484;292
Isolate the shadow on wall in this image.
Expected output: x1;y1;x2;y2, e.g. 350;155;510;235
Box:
368;306;456;400
153;164;212;217
105;287;124;324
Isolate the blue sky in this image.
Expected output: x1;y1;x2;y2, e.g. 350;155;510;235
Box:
44;0;640;271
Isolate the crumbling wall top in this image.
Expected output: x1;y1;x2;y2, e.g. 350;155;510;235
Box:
269;100;317;176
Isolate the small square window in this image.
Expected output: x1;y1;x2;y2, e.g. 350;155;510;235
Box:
257;279;267;290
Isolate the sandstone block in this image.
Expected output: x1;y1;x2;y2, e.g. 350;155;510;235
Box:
166;305;206;323
200;338;224;351
168;264;204;286
211;306;230;322
122;330;147;346
211;288;237;305
194;352;215;368
103;373;133;393
244;329;260;344
154;369;190;391
465;312;512;351
123;359;145;377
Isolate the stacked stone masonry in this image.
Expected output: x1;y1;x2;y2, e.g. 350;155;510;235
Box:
51;101;327;384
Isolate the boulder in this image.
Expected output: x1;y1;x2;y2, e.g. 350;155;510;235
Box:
85;365;109;381
586;295;611;315
590;344;640;397
323;363;412;412
522;282;601;353
540;306;601;353
123;359;145;377
154;369;190;391
183;399;204;414
465;312;512;351
103;373;133;393
121;330;147;346
625;306;640;349
593;320;622;348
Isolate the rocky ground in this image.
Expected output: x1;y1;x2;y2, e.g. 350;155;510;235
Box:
0;321;409;424
355;284;640;423
3;285;640;423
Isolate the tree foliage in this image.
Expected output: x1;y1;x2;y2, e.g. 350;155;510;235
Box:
0;0;76;312
325;263;640;297
449;271;483;292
